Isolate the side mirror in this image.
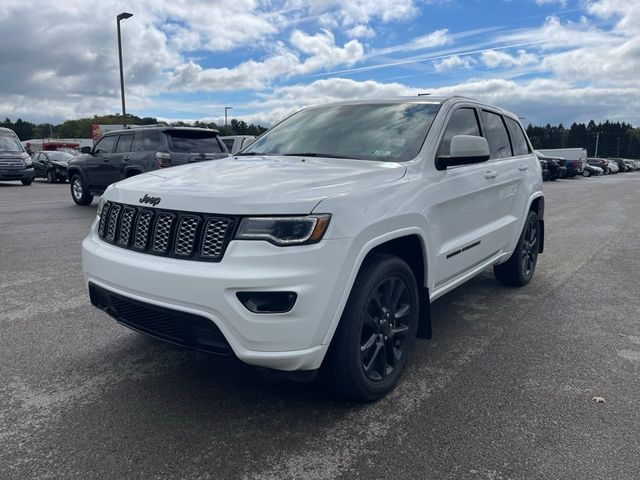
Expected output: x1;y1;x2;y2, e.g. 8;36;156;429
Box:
436;135;490;170
81;146;92;154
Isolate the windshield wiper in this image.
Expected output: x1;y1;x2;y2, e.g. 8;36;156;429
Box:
235;152;258;156
282;152;362;160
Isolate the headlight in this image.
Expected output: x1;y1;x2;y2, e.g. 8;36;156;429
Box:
96;197;107;217
21;153;33;167
236;214;331;246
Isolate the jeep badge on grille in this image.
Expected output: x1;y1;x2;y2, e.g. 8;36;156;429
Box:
139;194;161;206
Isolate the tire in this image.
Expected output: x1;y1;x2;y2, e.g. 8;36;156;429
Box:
583;169;591;177
494;211;539;287
70;174;93;205
21;178;33;186
47;170;56;183
320;253;419;402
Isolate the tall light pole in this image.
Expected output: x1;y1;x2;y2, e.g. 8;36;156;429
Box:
117;12;133;127
593;131;601;158
224;106;233;128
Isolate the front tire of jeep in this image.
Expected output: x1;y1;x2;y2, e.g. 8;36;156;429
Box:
70;174;93;206
321;252;419;402
494;210;539;287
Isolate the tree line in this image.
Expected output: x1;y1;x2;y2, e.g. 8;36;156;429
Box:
1;114;268;141
3;114;639;159
526;120;640;159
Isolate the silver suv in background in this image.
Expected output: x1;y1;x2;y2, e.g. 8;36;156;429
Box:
0;127;35;186
220;135;256;154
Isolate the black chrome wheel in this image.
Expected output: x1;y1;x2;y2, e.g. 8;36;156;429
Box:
360;277;412;382
494;210;540;287
520;217;538;280
321;253;419;401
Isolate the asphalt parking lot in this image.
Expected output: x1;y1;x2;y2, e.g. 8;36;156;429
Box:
1;175;639;480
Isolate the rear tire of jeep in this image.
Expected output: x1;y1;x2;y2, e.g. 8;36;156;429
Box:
320;253;419;402
494;211;539;287
70;175;93;206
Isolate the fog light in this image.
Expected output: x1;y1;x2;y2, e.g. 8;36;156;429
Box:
236;291;297;313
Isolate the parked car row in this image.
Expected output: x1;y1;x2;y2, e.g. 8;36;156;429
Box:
535;149;640;181
1;126;258;189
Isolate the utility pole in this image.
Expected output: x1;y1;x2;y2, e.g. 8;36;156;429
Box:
224;106;233;128
117;12;133;127
594;131;601;158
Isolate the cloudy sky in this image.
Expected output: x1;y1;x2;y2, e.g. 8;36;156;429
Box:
0;0;638;127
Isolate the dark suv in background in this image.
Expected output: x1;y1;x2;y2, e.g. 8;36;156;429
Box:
68;126;229;205
0;127;35;186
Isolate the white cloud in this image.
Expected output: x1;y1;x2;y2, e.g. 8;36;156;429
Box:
586;0;640;34
480;49;538;68
374;28;451;56
433;55;475;72
216;76;640;127
346;24;376;39
168;30;365;91
288;0;419;27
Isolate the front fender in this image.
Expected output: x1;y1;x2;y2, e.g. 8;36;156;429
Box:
320;226;432;346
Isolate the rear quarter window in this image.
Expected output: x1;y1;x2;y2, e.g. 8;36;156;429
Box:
505;117;530;156
133;130;162;152
165;130;223;153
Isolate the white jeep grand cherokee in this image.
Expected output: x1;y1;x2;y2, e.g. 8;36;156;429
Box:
83;96;544;401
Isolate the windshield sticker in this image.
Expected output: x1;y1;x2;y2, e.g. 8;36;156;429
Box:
373;150;392;158
389;138;406;147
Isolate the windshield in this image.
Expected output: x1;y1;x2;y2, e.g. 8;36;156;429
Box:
242;102;441;162
0;135;24;153
164;130;223;153
47;151;74;162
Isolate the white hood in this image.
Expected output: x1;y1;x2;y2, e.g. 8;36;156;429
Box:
105;155;406;214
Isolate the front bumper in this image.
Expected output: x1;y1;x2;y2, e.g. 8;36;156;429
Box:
82;222;358;371
0;167;35;181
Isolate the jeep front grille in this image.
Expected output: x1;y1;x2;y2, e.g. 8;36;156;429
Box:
98;202;236;262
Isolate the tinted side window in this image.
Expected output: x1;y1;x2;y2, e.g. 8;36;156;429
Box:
505;117;530;156
94;136;117;154
222;139;234;151
115;134;134;153
133;130;162;152
437;108;481;156
481;111;513;159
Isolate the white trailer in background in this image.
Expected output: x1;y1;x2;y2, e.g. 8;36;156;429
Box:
537;148;587;176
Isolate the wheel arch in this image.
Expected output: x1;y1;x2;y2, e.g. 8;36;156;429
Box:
67;165;86;182
528;194;544;254
321;227;432;346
